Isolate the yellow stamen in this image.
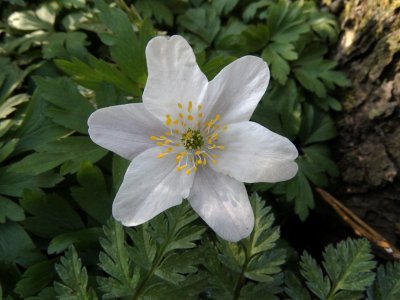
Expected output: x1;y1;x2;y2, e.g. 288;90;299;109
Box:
197;104;202;110
188;101;193;112
179;113;184;119
198;113;203;118
157;153;167;159
188;115;194;121
150;136;158;140
156;142;163;146
185;169;191;175
178;103;183;109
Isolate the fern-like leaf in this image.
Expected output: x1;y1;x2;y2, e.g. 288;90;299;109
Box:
367;261;400;300
54;245;97;299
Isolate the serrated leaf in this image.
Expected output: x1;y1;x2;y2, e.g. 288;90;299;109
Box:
284;271;311;300
136;0;173;26
367;262;400;300
300;252;331;299
323;239;376;296
54;246;97;299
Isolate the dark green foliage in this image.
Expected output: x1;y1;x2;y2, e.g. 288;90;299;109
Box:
203;194;285;299
0;0;393;298
298;239;376;300
367;261;400;300
54;246;97;299
97;202;205;298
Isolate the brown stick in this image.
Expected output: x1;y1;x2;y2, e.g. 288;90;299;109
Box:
315;187;400;259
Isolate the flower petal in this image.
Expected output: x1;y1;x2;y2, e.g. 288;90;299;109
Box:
188;167;254;242
143;35;208;122
211;121;298;183
113;147;195;226
203;56;269;124
88;103;166;160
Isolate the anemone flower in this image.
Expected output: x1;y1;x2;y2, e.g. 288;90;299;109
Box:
88;35;298;242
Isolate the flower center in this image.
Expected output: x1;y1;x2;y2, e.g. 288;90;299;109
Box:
181;128;204;150
149;101;227;175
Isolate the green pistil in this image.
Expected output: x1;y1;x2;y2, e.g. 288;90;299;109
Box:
181;128;204;150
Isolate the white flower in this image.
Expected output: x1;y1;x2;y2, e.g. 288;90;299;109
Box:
88;35;298;242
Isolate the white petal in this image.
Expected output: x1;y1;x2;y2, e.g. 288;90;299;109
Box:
143;35;208;122
88;103;166;160
188;167;254;242
203;56;269;124
113;147;195;226
211;121;298;183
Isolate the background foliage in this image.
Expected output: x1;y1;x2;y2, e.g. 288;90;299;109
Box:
0;0;398;299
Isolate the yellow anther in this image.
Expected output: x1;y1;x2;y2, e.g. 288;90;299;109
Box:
212;133;218;140
165;119;172;126
181;151;187;157
164;140;171;145
177;164;187;171
156;142;164;146
160;136;166;140
197;121;201;127
173;119;179;125
198;113;203;118
188;101;193;112
211;154;217;159
212;160;217;164
195;150;201;155
208;138;212;144
203;158;207;165
164;132;171;136
219;145;225;150
185;169;191;175
213;125;219;130
150;136;158;140
178;103;183;109
215;114;220;121
179;113;184;119
196;159;203;165
188;115;194;121
174;129;180;134
197;104;202;110
166;147;173;153
222;125;228;131
157;153;167;159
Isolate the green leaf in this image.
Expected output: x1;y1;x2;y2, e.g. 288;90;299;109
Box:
284;271;311;300
204;194;285;299
367;262;400;300
300;252;331;299
97;220;138;298
55;56;141;95
178;6;221;46
136;0;173;26
34;76;94;134
8;11;52;31
70;162;112;224
300;239;376;300
20;189;84;238
15;260;55;298
293;45;350;97
323;239;376;296
54;246;98;299
9;136;107;176
300;104;337;145
0;93;29;119
0;167;63;197
95;0;153;86
201;55;236;80
0;195;25;223
0;221;44;267
212;0;240;16
48;227;102;255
